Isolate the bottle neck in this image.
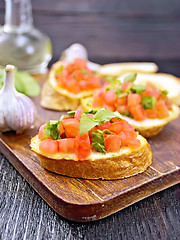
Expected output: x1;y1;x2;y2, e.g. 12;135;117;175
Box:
4;0;33;33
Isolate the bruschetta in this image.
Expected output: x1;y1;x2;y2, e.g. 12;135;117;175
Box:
41;58;101;111
30;108;152;180
81;75;179;138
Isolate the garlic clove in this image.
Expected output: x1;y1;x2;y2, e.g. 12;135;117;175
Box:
0;65;37;133
60;43;101;72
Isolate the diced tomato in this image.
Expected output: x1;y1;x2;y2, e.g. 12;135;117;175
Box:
97;121;111;131
104;135;121;152
93;89;105;108
38;123;46;140
58;138;75;153
75;108;83;121
116;95;127;106
145;108;157;119
141;83;160;98
62;118;80;138
109;121;123;134
75;133;91;160
104;90;117;105
127;94;141;107
118;131;128;147
165;99;172;110
39;138;59;154
59;122;65;135
55;58;101;93
127;137;141;148
116;105;129;113
156;100;169;119
122;120;134;133
129;105;146;121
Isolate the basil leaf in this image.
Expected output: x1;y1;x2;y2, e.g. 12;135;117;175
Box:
94;108;120;124
116;92;127;98
44;120;60;140
84;109;98;114
103;129;115;135
141;96;156;109
67;111;76;116
131;85;146;94
92;142;106;153
91;130;105;146
0;69;40;97
115;87;123;97
14;71;40;97
123;73;137;83
79;113;98;135
161;90;168;96
120;112;133;118
55;65;64;74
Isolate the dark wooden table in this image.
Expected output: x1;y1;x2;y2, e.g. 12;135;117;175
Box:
0;0;180;238
0;153;179;240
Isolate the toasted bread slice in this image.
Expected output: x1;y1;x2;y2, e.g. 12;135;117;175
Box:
133;73;180;105
30;134;152;180
97;62;158;76
40;80;80;111
81;97;180;138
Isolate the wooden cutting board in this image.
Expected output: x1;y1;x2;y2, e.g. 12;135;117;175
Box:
0;95;179;222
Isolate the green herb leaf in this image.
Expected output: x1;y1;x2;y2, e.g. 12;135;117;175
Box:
79;113;98;135
44;120;60;140
120;112;133;118
123;73;137;83
161;90;168;96
116;92;127;98
81;69;88;75
105;76;119;84
55;65;64;74
14;71;41;97
0;69;40;97
141;96;156;109
67;111;76;116
91;130;105;146
92;142;106;153
103;129;115;135
115;87;123;97
131;85;146;94
94;108;120;124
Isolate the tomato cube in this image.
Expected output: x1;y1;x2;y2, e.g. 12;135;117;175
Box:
129;105;146;121
74;133;91;160
38;123;46;140
104;135;121;152
156;100;169;119
109;121;123;134
127;94;141;107
58;138;75;153
39;138;59;154
62;118;80;138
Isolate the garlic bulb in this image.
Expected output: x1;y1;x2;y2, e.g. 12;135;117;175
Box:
0;65;36;133
60;43;101;72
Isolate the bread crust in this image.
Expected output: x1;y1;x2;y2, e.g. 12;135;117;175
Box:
31;135;152;180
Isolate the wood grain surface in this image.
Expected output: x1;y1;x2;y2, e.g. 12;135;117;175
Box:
0;89;179;222
0;0;180;63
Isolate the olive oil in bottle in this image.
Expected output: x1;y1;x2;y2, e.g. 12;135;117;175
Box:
0;0;52;73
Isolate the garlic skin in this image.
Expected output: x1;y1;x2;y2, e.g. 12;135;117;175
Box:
0;65;36;133
60;43;101;72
